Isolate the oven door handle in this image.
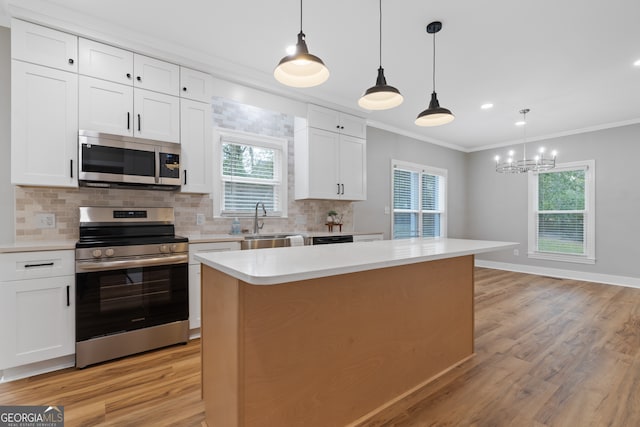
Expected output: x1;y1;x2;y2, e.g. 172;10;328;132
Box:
75;254;188;272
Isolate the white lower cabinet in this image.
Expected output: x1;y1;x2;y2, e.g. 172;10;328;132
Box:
188;241;241;331
0;250;75;372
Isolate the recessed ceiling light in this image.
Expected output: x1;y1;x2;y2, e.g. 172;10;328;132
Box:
634;59;640;67
480;103;493;110
515;120;526;126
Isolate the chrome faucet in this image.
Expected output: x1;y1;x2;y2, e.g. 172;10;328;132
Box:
253;202;267;234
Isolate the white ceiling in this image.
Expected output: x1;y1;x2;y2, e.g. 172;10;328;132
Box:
4;0;640;152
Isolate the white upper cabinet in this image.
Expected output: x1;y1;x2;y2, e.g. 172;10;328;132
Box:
11;61;78;187
133;89;181;142
11;18;78;72
295;105;367;201
79;38;134;85
79;39;180;96
180;99;213;193
180;66;213;103
308;104;367;139
79;76;134;136
134;54;180;96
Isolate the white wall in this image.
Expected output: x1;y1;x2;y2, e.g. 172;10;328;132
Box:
353;126;468;239
467;123;640;279
0;26;14;244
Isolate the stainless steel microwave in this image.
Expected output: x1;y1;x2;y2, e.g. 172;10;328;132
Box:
78;130;181;190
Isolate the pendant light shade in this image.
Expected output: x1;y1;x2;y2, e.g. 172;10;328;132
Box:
358;0;403;110
274;1;329;88
415;21;454;127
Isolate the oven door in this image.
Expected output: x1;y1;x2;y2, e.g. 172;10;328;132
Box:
75;255;188;342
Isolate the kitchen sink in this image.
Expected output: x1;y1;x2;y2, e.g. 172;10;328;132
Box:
240;234;301;250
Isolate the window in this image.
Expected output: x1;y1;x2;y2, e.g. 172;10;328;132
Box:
213;129;288;217
528;160;595;263
392;160;447;239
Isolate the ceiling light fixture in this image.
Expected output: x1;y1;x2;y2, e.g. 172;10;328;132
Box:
415;21;454;127
358;0;403;110
494;108;557;173
274;0;329;88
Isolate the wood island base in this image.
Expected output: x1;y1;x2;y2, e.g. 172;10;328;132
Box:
201;255;475;427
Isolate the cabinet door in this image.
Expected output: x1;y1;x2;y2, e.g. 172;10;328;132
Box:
11;18;77;72
339;113;367;139
339;135;367;200
79;38;134;85
307;128;341;199
11;61;78;187
133;89;180;143
308;104;341;133
79;76;134;136
181;99;213;193
134;54;180;96
0;277;75;370
180;67;213;103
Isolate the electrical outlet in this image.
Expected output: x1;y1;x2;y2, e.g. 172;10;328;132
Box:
196;214;205;225
36;213;56;229
513;249;519;256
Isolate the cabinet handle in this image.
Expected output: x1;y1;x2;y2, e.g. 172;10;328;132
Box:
184;170;188;185
68;58;74;65
183;87;187;92
136;76;142;82
337;183;340;195
341;183;344;195
137;114;141;131
126;73;131;79
25;262;54;268
340;126;345;130
70;159;73;178
66;285;70;307
336;125;340;129
127;112;130;130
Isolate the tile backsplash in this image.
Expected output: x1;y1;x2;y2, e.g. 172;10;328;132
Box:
14;98;354;242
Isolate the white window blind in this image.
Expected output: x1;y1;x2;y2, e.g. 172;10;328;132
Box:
214;129;288;217
528;160;595;263
392;161;446;239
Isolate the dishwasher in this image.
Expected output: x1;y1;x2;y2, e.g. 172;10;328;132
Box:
312;235;354;245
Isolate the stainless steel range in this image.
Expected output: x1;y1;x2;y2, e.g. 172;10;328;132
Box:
75;207;189;368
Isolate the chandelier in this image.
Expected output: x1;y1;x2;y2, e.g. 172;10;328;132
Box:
494;108;556;173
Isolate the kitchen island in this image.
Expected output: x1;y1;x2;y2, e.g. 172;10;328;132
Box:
196;238;517;427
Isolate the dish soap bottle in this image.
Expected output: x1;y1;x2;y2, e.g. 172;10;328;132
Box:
231;217;241;235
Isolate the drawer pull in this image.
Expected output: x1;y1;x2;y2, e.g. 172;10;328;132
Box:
66;285;70;307
25;262;54;268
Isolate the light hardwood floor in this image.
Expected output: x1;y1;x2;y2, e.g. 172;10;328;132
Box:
2;268;640;426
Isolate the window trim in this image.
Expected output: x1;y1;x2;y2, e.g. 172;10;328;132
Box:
212;128;288;218
527;160;595;264
391;159;447;239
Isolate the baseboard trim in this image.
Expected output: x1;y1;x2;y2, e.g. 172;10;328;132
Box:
475;260;640;289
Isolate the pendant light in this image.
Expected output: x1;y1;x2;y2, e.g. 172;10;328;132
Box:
494;109;557;173
274;0;329;88
358;0;403;110
415;21;455;127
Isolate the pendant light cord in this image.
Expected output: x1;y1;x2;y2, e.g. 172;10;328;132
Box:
378;0;382;68
300;0;303;32
522;110;528;160
432;30;436;92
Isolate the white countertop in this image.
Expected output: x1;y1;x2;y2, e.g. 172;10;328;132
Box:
0;240;78;253
195;237;518;285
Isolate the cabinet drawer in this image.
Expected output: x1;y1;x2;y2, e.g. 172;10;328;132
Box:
180;67;213;103
79;38;134;85
0;250;75;280
189;241;240;264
